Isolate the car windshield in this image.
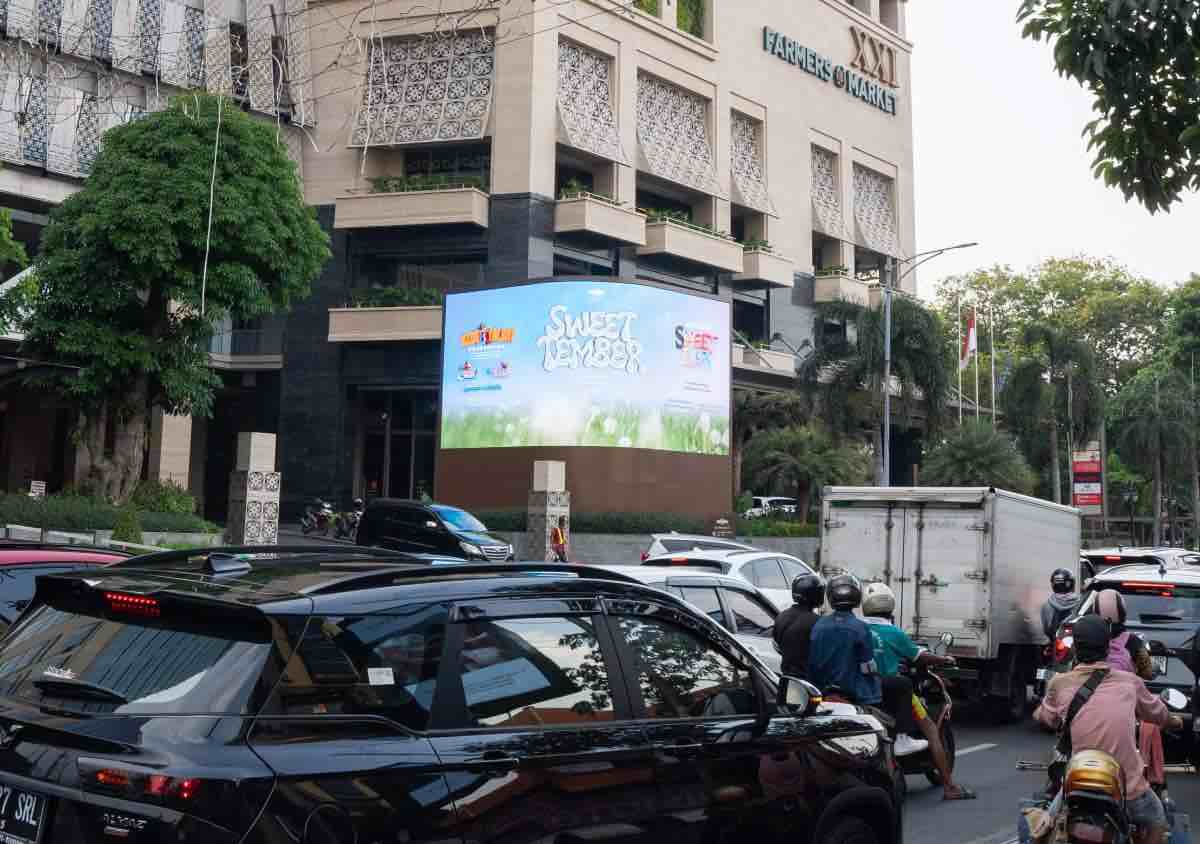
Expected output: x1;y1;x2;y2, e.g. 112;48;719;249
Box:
432;506;487;533
1083;583;1200;623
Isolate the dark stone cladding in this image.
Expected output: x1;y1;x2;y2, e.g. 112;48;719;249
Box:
486;192;556;284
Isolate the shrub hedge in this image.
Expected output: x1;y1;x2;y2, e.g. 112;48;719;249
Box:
112;508;144;543
473;510;818;538
129;480;196;515
0;494;219;534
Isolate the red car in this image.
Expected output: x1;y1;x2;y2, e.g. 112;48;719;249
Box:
0;544;129;635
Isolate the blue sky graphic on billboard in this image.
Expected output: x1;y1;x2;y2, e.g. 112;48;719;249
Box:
440;281;731;454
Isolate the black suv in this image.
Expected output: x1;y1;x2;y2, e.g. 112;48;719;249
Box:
0;546;902;844
356;498;515;560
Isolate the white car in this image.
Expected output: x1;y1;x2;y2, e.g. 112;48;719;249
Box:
743;496;798;519
642;549;816;613
640;532;756;561
594;565;782;673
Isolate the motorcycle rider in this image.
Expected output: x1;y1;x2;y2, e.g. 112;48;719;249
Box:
1091;588;1167;799
1040;568;1079;640
861;583;975;797
1035;615;1183;844
773;573;825;679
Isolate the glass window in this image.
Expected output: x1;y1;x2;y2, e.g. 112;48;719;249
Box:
0;565;93;630
277;606;448;731
615;616;757;719
748;559;787;590
453;617;615;727
780;559;814;583
724;591;775;637
432;506;488;533
678;587;726;629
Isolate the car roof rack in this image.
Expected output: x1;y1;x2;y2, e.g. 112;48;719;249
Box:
303;561;646;596
0;541;134;557
107;544;419;568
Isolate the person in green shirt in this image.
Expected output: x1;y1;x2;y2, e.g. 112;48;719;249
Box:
862;583;976;801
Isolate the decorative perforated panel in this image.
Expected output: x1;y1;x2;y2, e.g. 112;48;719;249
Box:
36;0;61;43
92;0;113;59
730;111;774;215
245;0;274;114
811;145;843;237
137;0;161;74
635;73;720;196
853;163;898;256
203;0;231;95
45;85;81;174
74;91;99;172
556;39;627;165
284;0;312;124
350;31;495;147
20;75;48;164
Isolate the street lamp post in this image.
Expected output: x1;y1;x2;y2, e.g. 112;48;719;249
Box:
880;242;979;486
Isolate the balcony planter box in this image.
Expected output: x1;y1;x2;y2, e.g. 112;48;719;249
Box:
814;273;872;306
328;305;444;343
735;249;794;288
333;188;489;230
733;343;796;374
638;220;744;273
554;195;646;245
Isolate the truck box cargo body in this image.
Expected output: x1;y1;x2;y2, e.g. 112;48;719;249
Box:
820;486;1081;719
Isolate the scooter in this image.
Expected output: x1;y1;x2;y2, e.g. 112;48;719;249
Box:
300;498;335;536
898;632;958;786
333;499;365;541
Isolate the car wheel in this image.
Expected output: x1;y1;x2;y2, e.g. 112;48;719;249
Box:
821;817;879;844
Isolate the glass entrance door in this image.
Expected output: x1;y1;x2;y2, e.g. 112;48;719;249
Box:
357;390;439;500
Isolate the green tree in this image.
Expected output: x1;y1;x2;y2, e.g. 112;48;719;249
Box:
1111;366;1192;546
919;420;1036;494
0;95;330;502
744;424;869;524
1001;323;1103;503
732;389;806;500
1160;276;1200;544
801;296;950;480
1017;0;1200;213
0;208;28;274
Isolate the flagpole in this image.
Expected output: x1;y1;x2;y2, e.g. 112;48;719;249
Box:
974;306;980;419
957;296;963;424
989;304;996;425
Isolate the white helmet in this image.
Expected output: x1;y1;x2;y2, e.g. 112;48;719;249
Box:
862;582;896;617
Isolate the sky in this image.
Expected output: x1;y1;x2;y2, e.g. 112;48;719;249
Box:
906;1;1200;300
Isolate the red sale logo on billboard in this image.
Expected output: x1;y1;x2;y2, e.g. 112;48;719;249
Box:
1072;442;1103;515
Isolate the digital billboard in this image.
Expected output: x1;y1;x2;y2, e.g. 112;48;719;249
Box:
440;280;731;455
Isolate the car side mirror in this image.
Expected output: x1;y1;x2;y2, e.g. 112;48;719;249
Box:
1161;688;1188;711
932;632;954;656
777;675;822;716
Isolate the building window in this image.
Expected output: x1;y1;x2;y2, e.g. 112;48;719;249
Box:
881;0;902;31
403;142;491;185
350;31;496;148
357;390;440;501
677;0;706;39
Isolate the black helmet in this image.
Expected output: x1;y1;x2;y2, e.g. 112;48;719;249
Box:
826;573;863;611
791;573;825;608
1051;568;1075;594
1073;614;1110;664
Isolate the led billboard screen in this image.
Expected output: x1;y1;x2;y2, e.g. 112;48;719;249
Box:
440;280;731;455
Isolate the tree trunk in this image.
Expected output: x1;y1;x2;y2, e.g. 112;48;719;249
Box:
1152;437;1163;547
872;426;884;486
1049;421;1062;504
732;437;746;503
796;479;812;526
74;378;149;504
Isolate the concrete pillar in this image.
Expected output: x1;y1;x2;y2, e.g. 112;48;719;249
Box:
527;460;570;563
226;432;281;545
147;409;192;488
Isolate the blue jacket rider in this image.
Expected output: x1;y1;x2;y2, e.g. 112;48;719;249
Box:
807;573;881;705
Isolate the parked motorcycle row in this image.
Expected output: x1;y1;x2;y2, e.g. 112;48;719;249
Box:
299;497;363;539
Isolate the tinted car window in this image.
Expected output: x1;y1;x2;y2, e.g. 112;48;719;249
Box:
0;605;274;715
391;508;433;528
725;590;775;636
0;565;94;629
276;606;447;731
1113;584;1200;622
453;616;615;727
661;539;742;553
678;587;725;628
747;559;787;590
432;506;487;533
615;616;757;719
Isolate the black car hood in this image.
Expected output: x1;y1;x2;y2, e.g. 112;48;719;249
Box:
451;528;510;547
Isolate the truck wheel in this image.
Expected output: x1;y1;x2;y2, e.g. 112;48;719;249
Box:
820;817;878;844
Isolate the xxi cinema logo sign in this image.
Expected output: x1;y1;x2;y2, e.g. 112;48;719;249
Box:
849;25;898;88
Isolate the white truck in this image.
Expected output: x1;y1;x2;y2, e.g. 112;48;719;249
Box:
819;486;1080;721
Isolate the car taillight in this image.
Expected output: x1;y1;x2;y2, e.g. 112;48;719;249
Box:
83;762;200;805
1055;625;1074;663
104;592;160;617
668;557;690;566
1122;581;1174;597
641;551;649;561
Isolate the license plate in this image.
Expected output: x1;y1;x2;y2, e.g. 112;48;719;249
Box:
1153;655;1168;676
1036;668;1048;680
0;784;46;844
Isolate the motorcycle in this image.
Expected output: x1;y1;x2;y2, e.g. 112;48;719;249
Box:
897;631;958;786
300;498;335;536
333;499;365;541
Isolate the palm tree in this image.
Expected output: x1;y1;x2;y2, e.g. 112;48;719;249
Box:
800;296;950;481
744;424;869;524
731;389;806;501
1001;323;1103;503
920;420;1037;494
1111;366;1191;545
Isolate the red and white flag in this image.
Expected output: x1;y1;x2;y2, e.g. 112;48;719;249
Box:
960;310;977;371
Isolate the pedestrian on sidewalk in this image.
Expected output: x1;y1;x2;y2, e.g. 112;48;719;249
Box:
551;516;569;562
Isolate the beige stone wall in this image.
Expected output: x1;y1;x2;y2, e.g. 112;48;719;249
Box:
303;0;916;290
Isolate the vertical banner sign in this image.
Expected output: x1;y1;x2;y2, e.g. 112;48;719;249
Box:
1072;441;1102;515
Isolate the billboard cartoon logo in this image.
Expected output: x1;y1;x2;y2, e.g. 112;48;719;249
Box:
461;323;515;348
457;361;477;380
486;361;512;378
674;323;718;369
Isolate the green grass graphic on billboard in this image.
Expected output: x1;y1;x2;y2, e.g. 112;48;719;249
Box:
440;281;731;455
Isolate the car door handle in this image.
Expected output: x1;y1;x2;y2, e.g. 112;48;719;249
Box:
464;752;521;777
658;741;705;756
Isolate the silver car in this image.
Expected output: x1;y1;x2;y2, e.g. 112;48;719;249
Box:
593;565;783;673
642;549;816;613
640;532;756;561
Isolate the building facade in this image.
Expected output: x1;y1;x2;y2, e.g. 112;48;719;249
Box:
0;0;916;517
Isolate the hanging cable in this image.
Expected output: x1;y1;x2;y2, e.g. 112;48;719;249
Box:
199;94;223;317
